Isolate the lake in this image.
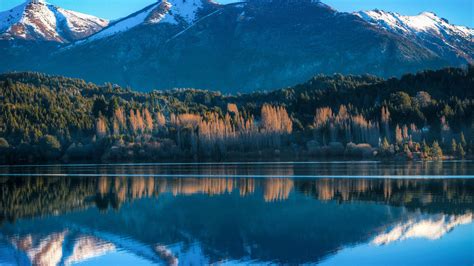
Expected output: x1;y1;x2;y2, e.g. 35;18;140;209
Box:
0;161;473;265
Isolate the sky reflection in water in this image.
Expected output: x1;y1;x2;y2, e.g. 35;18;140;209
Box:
0;161;473;265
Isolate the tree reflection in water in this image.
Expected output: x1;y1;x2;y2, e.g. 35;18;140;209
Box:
1;175;472;221
0;162;472;265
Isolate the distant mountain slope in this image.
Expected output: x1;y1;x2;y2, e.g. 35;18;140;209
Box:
44;0;452;92
0;0;108;43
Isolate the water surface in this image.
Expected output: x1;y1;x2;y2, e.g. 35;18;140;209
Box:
0;161;473;265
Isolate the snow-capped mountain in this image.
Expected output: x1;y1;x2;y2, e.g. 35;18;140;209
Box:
372;213;472;245
83;0;216;42
0;0;472;92
356;10;472;38
356;10;473;62
0;0;108;43
47;0;454;91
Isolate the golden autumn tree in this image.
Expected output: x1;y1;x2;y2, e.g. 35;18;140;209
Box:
96;116;108;138
143;109;154;133
260;104;293;148
381;106;391;140
155;112;166;130
112;107;126;135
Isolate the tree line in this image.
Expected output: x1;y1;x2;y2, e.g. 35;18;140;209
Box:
0;65;472;163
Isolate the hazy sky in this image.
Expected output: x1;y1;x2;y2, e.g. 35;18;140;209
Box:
1;0;473;27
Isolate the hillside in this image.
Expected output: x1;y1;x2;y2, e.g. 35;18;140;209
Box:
0;66;472;163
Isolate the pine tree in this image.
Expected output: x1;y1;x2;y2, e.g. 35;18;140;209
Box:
422;140;431;158
457;143;466;158
460;132;467;148
451;139;457;155
431;141;443;160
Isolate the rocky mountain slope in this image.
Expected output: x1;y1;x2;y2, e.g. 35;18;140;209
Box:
356;10;473;66
0;0;108;43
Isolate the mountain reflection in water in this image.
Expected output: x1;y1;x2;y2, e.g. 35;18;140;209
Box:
0;162;472;265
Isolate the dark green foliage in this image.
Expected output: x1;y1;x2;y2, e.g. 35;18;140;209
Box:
0;66;472;163
39;135;61;160
0;137;8;148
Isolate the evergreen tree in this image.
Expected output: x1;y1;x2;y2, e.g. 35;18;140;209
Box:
460;132;467;148
457;143;466;158
92;97;108;118
39;135;61;160
431;141;443;160
0;68;472;162
422;140;431;158
451;139;457;155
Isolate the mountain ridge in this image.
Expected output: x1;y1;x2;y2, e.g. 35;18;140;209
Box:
0;0;472;92
78;0;218;44
355;9;473;65
0;0;109;43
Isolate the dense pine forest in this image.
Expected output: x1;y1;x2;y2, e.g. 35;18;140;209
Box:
0;66;472;163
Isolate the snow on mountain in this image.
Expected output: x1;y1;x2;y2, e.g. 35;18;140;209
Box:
83;0;213;42
84;3;162;42
356;10;472;39
0;0;108;43
372;213;472;245
10;231;67;266
0;2;26;32
6;232;117;266
2;0;472;92
355;9;473;62
64;236;116;265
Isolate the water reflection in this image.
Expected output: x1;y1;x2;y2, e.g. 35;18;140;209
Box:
0;162;472;265
8;233;115;266
372;213;473;245
1;160;473;178
2;175;472;222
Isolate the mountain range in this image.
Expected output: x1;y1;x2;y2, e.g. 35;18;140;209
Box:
0;0;472;92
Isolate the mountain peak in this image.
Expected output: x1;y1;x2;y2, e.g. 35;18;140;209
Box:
0;1;108;43
28;0;45;4
253;0;321;4
418;11;437;18
355;9;472;36
164;0;209;24
81;0;217;43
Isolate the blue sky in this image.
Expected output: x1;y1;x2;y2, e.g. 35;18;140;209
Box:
1;0;473;27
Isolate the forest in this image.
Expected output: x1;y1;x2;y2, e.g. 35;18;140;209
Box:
0;65;472;163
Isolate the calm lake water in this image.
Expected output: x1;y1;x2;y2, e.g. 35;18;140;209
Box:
0;161;473;265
